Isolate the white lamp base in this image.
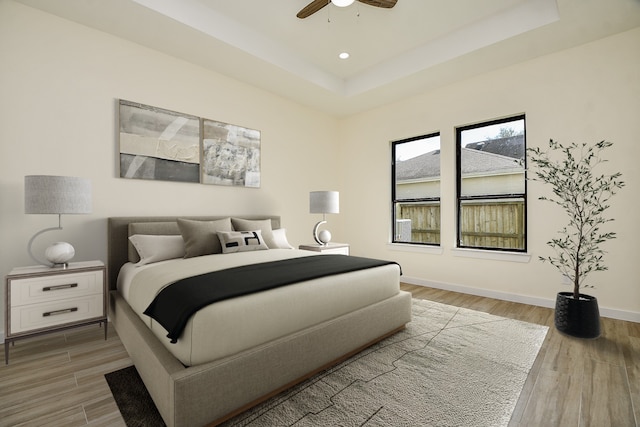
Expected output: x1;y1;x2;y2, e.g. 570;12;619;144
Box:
313;220;333;246
27;215;75;267
45;242;75;267
318;230;332;244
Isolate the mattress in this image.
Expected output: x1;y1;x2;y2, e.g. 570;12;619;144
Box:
117;249;401;366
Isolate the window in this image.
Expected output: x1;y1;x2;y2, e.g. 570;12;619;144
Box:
456;115;526;251
392;133;441;245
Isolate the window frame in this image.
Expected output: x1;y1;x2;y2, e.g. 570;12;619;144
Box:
391;132;441;246
455;115;527;252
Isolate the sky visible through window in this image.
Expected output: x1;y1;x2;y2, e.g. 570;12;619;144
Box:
461;120;525;146
395;135;440;161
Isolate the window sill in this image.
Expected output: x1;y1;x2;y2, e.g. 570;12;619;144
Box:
387;243;444;255
451;248;531;263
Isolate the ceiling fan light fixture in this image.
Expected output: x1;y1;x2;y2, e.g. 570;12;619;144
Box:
331;0;355;7
297;0;396;19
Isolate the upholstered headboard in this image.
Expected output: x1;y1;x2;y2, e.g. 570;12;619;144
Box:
107;216;281;290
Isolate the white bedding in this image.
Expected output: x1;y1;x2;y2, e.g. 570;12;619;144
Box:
117;249;401;366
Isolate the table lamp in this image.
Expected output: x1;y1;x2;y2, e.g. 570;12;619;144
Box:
309;191;339;245
24;175;92;267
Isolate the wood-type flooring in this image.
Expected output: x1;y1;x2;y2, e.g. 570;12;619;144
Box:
0;284;637;426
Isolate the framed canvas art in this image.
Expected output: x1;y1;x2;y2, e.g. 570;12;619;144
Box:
201;118;261;188
118;100;200;183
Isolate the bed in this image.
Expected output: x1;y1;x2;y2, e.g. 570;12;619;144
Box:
107;215;412;427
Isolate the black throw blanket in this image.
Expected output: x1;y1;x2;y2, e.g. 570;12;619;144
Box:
144;255;400;343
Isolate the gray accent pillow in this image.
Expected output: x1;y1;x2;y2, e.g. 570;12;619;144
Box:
177;217;232;258
231;218;277;249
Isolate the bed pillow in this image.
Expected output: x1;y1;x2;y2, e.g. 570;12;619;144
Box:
217;230;269;253
128;234;185;265
128;221;180;262
177;217;232;258
231;218;278;249
272;228;294;249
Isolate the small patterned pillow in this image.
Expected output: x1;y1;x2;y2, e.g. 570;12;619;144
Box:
217;230;269;253
231;218;277;248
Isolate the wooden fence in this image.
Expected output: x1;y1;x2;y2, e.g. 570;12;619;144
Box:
459;200;525;249
396;200;525;249
396;203;440;244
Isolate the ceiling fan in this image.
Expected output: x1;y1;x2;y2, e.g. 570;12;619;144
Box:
297;0;397;19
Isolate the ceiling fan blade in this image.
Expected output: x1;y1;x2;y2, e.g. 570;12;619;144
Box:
357;0;397;8
297;0;329;19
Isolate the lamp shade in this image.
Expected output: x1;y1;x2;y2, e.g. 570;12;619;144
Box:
25;175;92;214
310;191;339;214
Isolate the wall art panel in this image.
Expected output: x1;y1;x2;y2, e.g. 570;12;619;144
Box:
118;100;200;183
201;118;261;188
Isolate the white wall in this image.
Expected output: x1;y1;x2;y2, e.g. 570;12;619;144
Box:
0;2;341;333
339;27;640;320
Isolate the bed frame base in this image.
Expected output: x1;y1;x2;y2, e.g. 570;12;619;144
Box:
109;289;412;427
215;323;406;426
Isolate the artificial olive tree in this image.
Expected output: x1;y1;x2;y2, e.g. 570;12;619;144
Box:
527;139;625;300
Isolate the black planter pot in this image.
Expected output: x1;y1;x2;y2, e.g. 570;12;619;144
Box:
554;292;601;338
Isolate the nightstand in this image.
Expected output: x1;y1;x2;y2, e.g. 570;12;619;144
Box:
299;243;350;255
4;260;107;364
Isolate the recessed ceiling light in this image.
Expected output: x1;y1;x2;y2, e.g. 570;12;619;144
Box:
339;52;350;59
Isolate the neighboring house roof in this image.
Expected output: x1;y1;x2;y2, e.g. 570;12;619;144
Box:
396;149;441;180
465;135;525;160
460;148;523;176
396;142;524;181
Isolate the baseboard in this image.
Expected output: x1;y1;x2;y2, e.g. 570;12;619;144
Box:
402;276;640;323
0;331;4;344
598;307;640;323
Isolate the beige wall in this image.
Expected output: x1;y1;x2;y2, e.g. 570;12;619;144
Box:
339;26;640;319
0;2;340;334
1;1;639;339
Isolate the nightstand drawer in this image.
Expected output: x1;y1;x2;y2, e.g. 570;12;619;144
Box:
10;270;103;307
4;261;107;364
9;294;104;335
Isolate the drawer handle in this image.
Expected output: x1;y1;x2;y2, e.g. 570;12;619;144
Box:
43;283;78;292
42;307;78;317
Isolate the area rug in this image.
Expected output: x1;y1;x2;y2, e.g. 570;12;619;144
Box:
106;299;548;427
105;365;165;427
